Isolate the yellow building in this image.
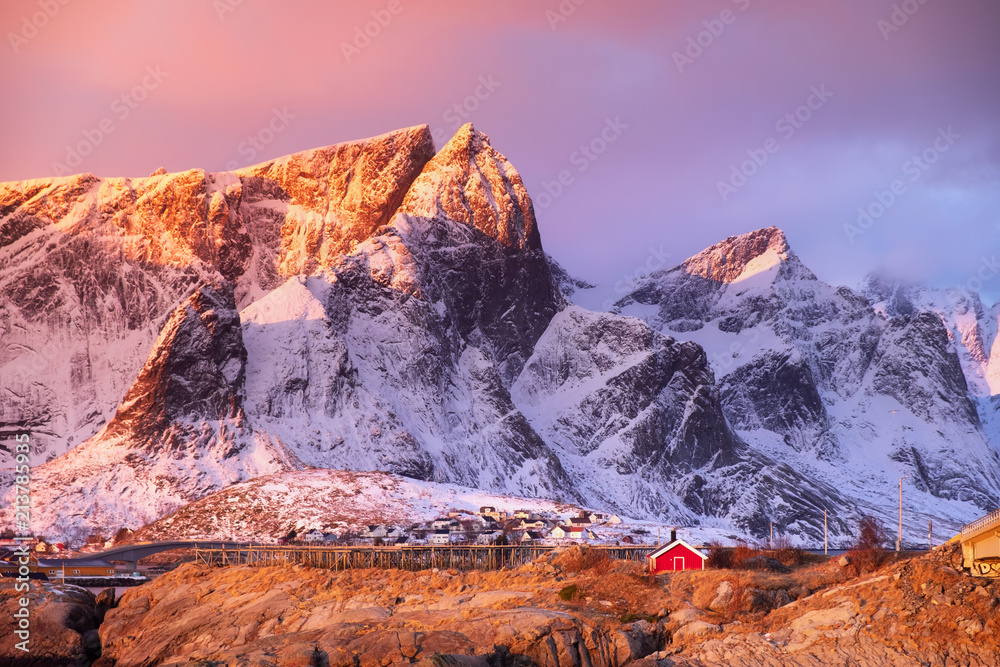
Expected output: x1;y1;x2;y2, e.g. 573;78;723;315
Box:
961;509;1000;577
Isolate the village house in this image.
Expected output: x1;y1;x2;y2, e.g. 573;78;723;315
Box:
476;530;503;545
362;525;388;539
569;517;592;527
519;531;543;543
429;530;451;545
551;525;589;540
359;525;403;544
302;529;325;544
647;532;707;573
513;517;547;530
477;506;507;522
0;555;118;579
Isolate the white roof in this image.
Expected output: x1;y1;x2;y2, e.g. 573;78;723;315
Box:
647;538;707;560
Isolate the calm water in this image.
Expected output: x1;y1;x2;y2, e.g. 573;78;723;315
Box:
84;585;133;597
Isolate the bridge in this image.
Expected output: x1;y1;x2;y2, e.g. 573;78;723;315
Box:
64;541;260;572
961;508;1000;577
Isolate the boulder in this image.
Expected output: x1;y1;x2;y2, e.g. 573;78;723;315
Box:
673;620;721;641
959;618;983;636
0;580;102;666
669;607;701;624
708;581;733;612
741;556;792;573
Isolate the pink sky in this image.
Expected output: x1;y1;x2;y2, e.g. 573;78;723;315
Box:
2;0;998;298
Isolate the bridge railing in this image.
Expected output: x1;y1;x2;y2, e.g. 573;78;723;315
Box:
962;508;1000;539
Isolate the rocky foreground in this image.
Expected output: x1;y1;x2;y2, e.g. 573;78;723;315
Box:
2;545;998;666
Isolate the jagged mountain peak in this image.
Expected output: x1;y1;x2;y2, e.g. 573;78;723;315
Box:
102;281;248;444
682;226;793;284
237;124;436;276
398;123;541;251
1;280;293;539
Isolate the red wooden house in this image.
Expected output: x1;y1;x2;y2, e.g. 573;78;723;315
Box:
647;535;707;573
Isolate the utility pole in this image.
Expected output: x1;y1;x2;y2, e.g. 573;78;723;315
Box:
824;509;828;556
897;475;909;552
897;478;902;551
928;519;932;550
770;521;773;550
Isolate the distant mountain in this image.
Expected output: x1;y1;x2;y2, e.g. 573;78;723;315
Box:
569;226;1000;541
2;128;997;545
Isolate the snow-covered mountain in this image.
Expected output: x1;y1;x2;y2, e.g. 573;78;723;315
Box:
570;227;1000;542
0;125;433;464
2;283;293;534
2;127;998;546
861;272;1000;445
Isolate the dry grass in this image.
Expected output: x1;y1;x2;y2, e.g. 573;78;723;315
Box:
553;545;614;574
721;574;748;623
705;540;807;571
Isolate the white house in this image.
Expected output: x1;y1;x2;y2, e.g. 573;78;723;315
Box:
551;526;587;540
429;530;451;545
363;525;388;539
476;530;503;545
302;529;324;543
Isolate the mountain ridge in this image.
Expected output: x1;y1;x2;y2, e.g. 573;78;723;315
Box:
2;128;998;546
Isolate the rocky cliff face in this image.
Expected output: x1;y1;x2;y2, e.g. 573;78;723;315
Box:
0;126;434;465
101;282;249;444
1;284;291;534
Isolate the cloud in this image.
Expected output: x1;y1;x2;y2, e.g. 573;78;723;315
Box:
1;0;998;299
